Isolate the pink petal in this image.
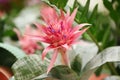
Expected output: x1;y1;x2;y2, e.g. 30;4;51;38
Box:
25;33;46;42
42;46;53;60
72;23;91;32
47;49;58;73
34;23;45;32
60;50;69;66
62;44;69;50
67;8;78;27
60;9;65;19
66;9;70;18
40;6;58;24
25;25;31;34
70;8;78;21
73;28;88;39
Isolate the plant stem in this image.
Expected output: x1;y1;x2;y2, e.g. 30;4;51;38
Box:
86;30;103;52
107;63;119;75
87;30;119;75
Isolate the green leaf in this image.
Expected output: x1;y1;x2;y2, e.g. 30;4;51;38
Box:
48;65;78;80
72;0;81;10
95;65;103;76
33;73;50;80
115;63;120;75
12;54;49;80
102;26;110;48
33;65;79;80
3;29;15;37
75;11;82;23
71;55;82;75
79;0;90;22
80;46;120;80
72;41;98;68
0;47;17;67
103;0;114;11
88;4;98;22
0;20;4;42
0;43;26;59
105;76;120;80
82;0;90;17
103;0;119;21
48;0;68;9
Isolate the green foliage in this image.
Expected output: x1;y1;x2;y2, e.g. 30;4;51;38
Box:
71;55;82;75
0;47;17;67
12;54;49;80
0;20;5;42
34;65;79;80
48;65;78;80
0;0;120;80
0;12;19;42
0;0;25;42
41;0;120;79
49;0;68;9
80;46;120;80
0;43;26;59
33;46;120;80
72;0;116;49
88;4;98;22
0;43;26;67
103;0;120;22
79;0;90;23
103;0;120;45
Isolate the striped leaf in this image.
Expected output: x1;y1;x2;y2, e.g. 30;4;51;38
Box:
12;54;49;80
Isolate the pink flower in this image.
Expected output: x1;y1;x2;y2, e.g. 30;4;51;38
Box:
14;26;41;54
31;6;90;73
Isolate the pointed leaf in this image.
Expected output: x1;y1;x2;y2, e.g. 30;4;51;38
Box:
0;43;26;67
103;0;119;21
79;0;90;22
80;46;120;80
102;26;110;48
0;43;26;59
103;0;113;12
48;0;68;9
72;41;98;68
0;47;17;67
34;65;79;80
88;4;98;22
49;65;78;80
71;55;82;75
82;0;90;17
73;0;80;10
12;54;49;80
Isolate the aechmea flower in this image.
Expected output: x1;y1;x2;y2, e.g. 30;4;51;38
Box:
14;26;41;54
31;6;90;73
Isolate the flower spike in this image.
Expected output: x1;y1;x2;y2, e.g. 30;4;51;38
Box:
29;6;90;73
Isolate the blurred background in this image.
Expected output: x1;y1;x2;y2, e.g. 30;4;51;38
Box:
0;0;120;79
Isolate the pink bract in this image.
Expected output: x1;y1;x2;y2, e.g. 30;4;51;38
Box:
14;26;41;54
31;6;90;73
